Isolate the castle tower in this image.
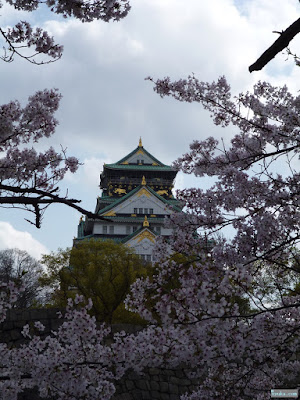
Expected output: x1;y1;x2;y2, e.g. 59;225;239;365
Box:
76;139;181;261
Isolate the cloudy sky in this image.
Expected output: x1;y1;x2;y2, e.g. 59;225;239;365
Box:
0;0;300;259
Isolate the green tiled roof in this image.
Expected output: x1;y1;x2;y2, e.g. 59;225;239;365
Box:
102;216;166;223
116;146;166;166
104;164;174;171
75;236;125;244
100;195;117;201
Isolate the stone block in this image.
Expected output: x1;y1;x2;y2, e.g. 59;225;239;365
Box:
179;385;192;395
132;390;143;400
150;391;161;399
136;379;150;391
152;375;160;381
10;330;22;341
148;368;161;375
125;380;135;391
150;381;160;391
164;369;174;376
50;319;62;331
169;384;179;394
141;390;152;399
11;310;25;321
159;381;169;393
46;308;62;319
127;372;139;380
113;393;134;400
14;320;26;329
170;376;180;384
175;369;185;378
178;378;191;386
29;309;45;320
1;321;14;331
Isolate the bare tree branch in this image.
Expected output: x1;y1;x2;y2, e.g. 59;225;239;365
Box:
0;184;109;228
249;17;300;72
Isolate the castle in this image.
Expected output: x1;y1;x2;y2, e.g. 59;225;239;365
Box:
76;139;181;261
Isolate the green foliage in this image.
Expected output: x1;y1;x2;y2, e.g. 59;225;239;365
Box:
39;247;72;307
40;240;148;324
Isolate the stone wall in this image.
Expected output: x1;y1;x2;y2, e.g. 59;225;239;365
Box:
0;308;63;347
114;368;199;400
0;309;198;400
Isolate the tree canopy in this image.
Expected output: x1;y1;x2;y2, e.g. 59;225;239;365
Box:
0;248;43;308
40;240;148;324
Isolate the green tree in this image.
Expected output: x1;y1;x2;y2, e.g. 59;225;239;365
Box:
39;247;71;306
40;240;148;324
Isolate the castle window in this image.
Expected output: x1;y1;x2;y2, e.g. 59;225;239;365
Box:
144;208;148;214
156;226;161;234
147;255;151;261
138;208;143;214
109;226;114;234
149;208;154;214
134;208;137;214
103;226;107;234
137;159;140;164
133;226;137;232
126;226;131;234
141;160;144;164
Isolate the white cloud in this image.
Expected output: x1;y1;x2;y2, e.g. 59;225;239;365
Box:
0;222;49;260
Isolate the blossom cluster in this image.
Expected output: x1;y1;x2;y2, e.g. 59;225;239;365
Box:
5;21;63;61
1;0;130;63
0;89;82;226
4;0;130;22
0;89;79;192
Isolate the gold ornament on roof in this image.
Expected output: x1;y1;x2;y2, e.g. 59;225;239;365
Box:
79;215;84;222
143;216;149;227
137;188;150;198
157;189;168;196
139;137;143;147
141;176;146;185
104;210;116;217
136;230;155;243
114;188;127;195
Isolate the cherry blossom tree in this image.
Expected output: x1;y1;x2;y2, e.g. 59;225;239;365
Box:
1;77;300;399
124;76;300;399
0;0;130;226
